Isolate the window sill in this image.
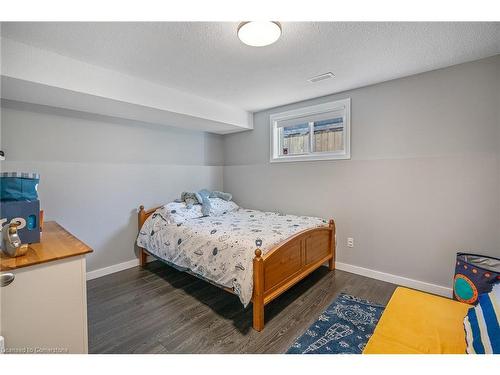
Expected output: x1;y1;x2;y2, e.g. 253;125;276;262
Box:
270;153;351;163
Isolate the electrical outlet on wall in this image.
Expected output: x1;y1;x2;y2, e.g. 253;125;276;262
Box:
347;237;354;248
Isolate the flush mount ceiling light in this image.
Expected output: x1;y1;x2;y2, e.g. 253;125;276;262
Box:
237;21;281;47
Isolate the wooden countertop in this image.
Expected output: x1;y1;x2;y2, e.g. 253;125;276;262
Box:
0;221;93;271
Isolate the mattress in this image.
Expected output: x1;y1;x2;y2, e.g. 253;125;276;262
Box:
137;207;327;306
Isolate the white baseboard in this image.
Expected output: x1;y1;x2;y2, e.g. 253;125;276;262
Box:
86;256;153;280
87;257;453;298
335;261;452;298
86;259;139;280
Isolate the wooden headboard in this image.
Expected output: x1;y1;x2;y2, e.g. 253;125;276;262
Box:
138;205;161;231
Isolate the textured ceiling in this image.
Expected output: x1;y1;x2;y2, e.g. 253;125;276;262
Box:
2;22;499;112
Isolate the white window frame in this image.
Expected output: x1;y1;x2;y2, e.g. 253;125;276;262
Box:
270;98;351;163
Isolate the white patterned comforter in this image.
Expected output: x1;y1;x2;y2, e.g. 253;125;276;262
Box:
137;206;328;306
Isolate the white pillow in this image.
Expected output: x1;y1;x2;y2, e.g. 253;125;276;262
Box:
156;201;203;224
207;198;239;216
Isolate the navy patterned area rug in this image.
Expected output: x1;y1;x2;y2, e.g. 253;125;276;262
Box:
286;293;385;354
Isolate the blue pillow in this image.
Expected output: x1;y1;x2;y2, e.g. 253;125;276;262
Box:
464;283;500;354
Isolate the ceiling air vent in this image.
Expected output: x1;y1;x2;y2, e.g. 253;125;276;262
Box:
307;72;335;83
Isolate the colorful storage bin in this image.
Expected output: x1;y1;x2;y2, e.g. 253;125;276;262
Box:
454;253;500;304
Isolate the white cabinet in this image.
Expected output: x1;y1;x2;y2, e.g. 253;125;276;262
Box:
0;255;89;353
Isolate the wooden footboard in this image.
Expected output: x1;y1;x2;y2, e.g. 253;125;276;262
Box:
137;205;335;331
252;219;335;331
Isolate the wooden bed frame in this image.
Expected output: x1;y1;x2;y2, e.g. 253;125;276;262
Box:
138;205;336;331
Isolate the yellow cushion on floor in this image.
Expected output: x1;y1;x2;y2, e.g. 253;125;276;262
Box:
363;287;470;354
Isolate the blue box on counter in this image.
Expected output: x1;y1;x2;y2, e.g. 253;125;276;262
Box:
0;172;40;201
0;200;40;245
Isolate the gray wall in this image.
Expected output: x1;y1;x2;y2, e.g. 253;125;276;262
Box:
0;101;224;271
224;55;500;289
1;56;499;287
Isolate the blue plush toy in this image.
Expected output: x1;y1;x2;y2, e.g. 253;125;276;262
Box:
177;189;232;216
178;192;199;209
194;189;212;216
209;190;232;201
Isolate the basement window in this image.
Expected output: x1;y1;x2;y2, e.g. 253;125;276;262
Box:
270;98;351;162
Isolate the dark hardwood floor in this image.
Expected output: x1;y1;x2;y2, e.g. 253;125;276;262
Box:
87;261;396;354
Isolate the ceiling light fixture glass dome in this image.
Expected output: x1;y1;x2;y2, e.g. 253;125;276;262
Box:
237;21;282;47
